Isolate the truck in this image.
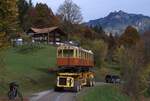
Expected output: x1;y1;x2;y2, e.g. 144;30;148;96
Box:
55;44;95;92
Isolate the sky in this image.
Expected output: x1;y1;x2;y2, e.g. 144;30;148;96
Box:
33;0;150;22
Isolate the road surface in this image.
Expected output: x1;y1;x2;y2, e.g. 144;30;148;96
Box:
29;82;106;101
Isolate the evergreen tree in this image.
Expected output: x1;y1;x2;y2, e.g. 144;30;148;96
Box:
92;25;104;34
25;3;59;28
29;0;33;7
34;3;57;28
17;0;29;30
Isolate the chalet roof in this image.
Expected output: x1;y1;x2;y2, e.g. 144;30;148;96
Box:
30;26;59;33
27;26;66;36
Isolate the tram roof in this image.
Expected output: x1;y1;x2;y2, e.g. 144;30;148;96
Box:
57;44;93;54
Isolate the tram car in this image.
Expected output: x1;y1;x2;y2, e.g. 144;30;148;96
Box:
57;45;94;67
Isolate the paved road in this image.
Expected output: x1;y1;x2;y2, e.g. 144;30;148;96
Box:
29;82;106;101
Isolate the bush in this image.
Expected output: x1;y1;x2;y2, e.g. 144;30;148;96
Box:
144;86;150;97
15;43;45;54
92;40;108;67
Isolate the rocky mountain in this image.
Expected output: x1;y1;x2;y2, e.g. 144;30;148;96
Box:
86;10;150;35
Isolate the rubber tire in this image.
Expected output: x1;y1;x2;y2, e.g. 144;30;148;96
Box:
8;91;17;100
54;87;62;92
73;81;80;92
87;78;93;87
92;79;95;86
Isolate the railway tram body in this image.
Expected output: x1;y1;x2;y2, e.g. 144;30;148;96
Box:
55;44;95;92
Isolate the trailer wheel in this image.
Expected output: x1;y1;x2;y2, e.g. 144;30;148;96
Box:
92;79;95;86
87;78;94;87
89;80;93;87
54;86;62;92
73;81;80;92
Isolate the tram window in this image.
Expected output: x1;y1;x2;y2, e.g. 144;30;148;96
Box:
83;52;85;59
79;50;81;58
76;49;78;57
86;53;87;59
87;53;88;59
75;49;77;57
58;50;62;57
83;52;84;59
90;54;92;59
81;51;83;59
92;55;94;60
89;54;91;60
87;53;89;59
63;49;74;57
76;49;79;58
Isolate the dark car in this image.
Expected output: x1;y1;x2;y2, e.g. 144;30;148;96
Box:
105;74;120;83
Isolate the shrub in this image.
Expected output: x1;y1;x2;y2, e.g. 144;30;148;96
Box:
16;43;45;54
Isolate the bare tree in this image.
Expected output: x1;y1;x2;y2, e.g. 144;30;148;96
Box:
57;0;83;24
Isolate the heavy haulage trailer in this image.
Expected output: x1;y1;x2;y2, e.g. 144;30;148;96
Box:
55;44;95;92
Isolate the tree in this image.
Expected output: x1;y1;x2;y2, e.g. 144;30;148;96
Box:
92;40;108;67
57;0;83;24
0;0;20;39
142;31;150;63
25;3;59;29
0;32;8;49
107;33;117;62
17;0;30;30
35;3;59;28
91;25;104;34
119;26;140;48
23;7;35;30
29;0;33;7
115;42;150;99
81;39;108;67
0;0;19;83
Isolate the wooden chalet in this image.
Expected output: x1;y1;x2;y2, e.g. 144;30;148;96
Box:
27;27;67;44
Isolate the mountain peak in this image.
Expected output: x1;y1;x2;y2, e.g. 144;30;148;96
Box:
112;10;126;14
118;10;126;14
108;10;127;17
86;11;150;34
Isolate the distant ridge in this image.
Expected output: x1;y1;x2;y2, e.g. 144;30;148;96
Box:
86;10;150;35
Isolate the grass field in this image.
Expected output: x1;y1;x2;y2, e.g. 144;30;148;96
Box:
0;45;57;96
78;85;131;101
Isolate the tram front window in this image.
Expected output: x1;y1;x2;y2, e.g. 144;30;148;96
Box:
63;49;73;57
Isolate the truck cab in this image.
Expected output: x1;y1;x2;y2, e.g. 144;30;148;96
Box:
55;67;95;92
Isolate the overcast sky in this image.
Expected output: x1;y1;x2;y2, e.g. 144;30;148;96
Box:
33;0;150;22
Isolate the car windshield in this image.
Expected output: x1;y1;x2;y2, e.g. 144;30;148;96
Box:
112;75;120;78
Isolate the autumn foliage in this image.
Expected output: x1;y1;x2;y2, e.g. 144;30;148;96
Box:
119;26;140;47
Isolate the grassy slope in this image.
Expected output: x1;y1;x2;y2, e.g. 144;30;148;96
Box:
78;85;131;101
0;45;57;96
